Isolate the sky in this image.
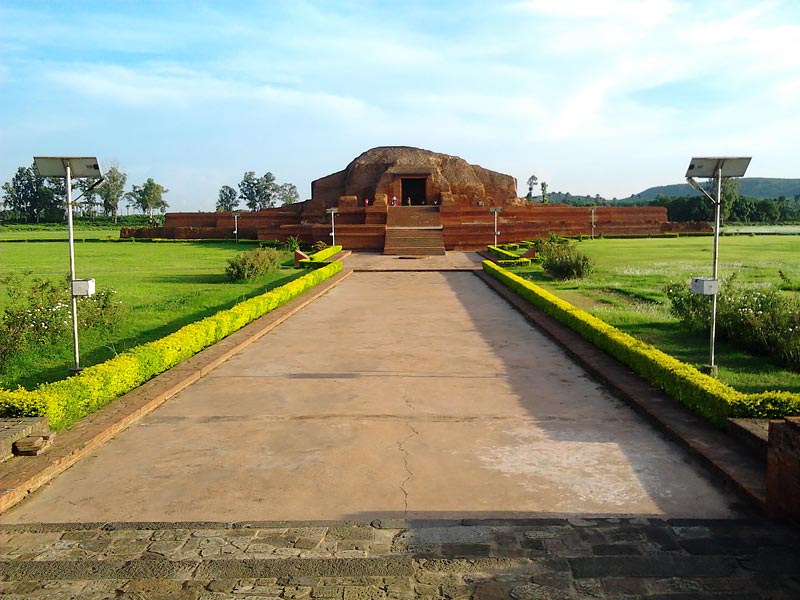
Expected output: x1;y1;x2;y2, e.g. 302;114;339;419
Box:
1;0;799;212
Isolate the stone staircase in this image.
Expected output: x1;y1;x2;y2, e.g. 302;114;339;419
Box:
384;207;446;256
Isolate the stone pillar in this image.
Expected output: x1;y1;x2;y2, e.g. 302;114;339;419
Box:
767;417;800;518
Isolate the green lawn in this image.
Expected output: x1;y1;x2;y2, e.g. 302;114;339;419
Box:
0;241;299;389
511;236;800;394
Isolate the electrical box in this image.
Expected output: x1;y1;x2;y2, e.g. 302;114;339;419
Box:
72;278;96;297
690;277;718;295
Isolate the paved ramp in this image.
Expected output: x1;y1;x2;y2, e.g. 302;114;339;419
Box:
1;270;740;523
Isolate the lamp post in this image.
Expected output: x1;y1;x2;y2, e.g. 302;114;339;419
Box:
685;156;751;376
233;212;240;243
489;207;502;246
326;208;339;246
34;157;104;373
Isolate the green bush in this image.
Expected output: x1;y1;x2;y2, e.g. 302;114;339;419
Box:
0;261;343;430
225;247;282;281
539;242;593;279
487;245;519;260
483;260;800;427
665;276;800;371
497;258;531;267
282;235;302;252
0;272;122;374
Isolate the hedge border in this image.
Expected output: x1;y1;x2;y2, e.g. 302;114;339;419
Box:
299;245;343;269
483;260;800;427
0;261;343;430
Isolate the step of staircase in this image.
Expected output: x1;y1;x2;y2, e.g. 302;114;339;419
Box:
384;210;446;255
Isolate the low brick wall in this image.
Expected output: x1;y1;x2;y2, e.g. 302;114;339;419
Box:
767;417;800;518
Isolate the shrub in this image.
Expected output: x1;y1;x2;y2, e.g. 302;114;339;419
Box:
0;272;122;374
665;276;800;371
539;242;593;279
487;245;519;260
313;240;328;252
282;235;302;252
225;247;282;281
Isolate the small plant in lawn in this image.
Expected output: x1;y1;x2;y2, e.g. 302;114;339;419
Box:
539;241;594;280
282;236;302;252
225;247;282;281
313;240;328;252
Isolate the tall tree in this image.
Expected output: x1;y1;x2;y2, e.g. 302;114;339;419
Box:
526;174;538;202
238;171;278;211
126;178;168;223
216;185;239;212
276;182;299;205
540;181;549;204
97;165;127;222
1;164;65;222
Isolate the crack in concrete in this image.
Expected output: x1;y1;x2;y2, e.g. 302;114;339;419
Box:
398;394;420;517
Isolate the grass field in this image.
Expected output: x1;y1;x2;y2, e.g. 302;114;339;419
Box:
512;235;800;394
0;241;299;389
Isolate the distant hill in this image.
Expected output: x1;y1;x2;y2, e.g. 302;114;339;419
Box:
628;178;800;201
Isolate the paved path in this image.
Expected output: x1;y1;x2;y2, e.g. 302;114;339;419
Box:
1;519;799;599
1;270;740;523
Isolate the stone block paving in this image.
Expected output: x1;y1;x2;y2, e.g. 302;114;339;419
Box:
1;518;799;599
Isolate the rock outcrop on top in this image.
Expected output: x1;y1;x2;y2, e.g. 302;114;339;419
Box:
311;146;518;208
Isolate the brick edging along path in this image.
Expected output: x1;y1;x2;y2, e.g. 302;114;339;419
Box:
0;269;354;515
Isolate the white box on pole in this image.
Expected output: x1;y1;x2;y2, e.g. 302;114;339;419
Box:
72;278;96;297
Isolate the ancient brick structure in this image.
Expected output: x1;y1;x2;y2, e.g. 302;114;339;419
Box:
120;146;710;250
767;417;800;518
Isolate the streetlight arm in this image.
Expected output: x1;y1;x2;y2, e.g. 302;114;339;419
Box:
686;176;717;204
71;176;106;204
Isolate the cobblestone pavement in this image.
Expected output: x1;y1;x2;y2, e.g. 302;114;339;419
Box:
1;518;799;599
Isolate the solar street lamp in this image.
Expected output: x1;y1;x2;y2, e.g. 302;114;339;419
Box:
326;208;339;246
233;212;240;243
489;207;502;246
34;157;104;373
685;156;751;375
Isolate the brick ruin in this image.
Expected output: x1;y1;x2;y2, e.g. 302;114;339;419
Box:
121;146;709;252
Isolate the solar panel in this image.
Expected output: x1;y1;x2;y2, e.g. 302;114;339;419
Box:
34;157;103;178
685;157;751;179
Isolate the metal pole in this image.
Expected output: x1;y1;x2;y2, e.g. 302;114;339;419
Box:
234;214;239;243
65;163;81;372
330;211;336;246
493;210;498;246
709;166;722;375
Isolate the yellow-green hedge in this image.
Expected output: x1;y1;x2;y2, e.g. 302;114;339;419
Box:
299;245;342;268
487;245;519;260
483;260;800;427
0;261;343;430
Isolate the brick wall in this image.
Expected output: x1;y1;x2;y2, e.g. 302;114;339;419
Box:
767;417;800;518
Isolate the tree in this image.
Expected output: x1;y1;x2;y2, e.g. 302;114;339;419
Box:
96;165;127;222
276;182;299;205
216;185;239;212
75;179;102;218
238;171;277;211
126;178;168;223
1;164;65;223
526;174;538;201
540;181;549;204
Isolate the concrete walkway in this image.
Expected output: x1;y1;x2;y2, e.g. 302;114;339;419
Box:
1;269;741;523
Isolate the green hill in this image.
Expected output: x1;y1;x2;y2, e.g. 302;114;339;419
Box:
630;178;800;201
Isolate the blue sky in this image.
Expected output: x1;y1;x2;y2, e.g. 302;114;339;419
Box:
2;0;799;211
